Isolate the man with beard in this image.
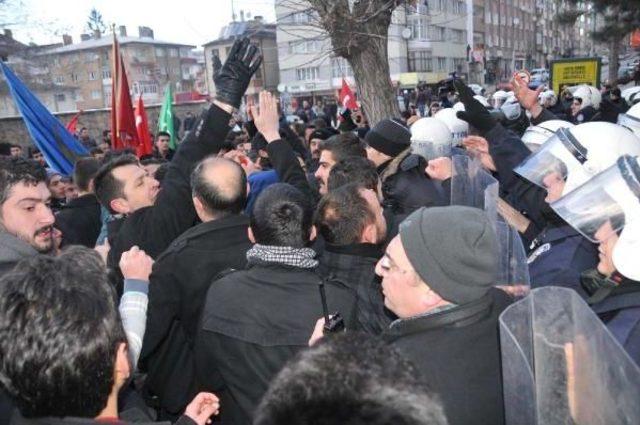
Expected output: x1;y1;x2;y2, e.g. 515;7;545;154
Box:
0;156;55;277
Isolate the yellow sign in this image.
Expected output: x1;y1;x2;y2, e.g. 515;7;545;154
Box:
550;58;601;94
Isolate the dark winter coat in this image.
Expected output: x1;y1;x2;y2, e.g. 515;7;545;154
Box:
139;214;252;414
591;278;640;365
527;222;598;298
379;149;448;216
383;288;513;425
9;412;195;425
106;105;232;292
195;262;356;425
55;194;102;248
317;242;395;334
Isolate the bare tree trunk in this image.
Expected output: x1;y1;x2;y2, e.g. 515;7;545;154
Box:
307;0;403;126
609;38;620;85
349;37;400;124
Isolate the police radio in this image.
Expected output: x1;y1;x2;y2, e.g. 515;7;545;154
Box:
318;279;345;334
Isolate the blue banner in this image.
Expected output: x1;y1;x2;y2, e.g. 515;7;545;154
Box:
1;62;88;175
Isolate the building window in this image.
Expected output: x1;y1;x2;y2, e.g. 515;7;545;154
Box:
88;71;97;80
291;11;311;24
84;52;97;62
70;73;79;82
437;57;448;71
408;51;433;72
134;81;159;95
429;26;446;41
54;93;66;102
54;75;64;84
453;58;466;71
451;29;465;44
453;1;464;14
91;90;101;100
296;66;319;81
102;68;111;79
289;39;320;54
331;57;353;78
169;48;178;57
156;48;165;57
410;17;428;40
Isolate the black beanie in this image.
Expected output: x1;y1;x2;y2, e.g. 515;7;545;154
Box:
399;206;498;305
364;119;411;158
309;128;333;141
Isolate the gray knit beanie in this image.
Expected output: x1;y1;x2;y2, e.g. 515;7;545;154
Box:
399;206;498;304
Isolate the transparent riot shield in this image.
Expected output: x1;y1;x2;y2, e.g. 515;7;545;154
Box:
500;287;640;425
450;154;530;295
450;154;499;225
495;220;530;297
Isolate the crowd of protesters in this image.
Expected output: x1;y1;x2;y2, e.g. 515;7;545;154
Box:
1;37;640;425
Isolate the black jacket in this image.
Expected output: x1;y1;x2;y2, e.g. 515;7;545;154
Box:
317;243;395;334
9;412;194;425
379;150;448;216
106;105;231;291
484;124;548;233
591;278;640;365
55;194;102;248
383;288;513;425
139;214;252;414
195;261;356;425
153;148;175;161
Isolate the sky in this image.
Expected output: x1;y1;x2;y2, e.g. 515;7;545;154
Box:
4;0;277;48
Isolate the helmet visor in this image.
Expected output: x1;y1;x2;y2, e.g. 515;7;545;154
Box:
514;128;586;191
410;138;452;161
617;112;640;136
521;126;555;152
551;156;640;243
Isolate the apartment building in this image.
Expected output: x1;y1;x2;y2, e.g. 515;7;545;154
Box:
36;26;198;110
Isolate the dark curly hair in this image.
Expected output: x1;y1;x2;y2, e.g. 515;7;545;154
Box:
0;156;47;206
254;333;447;425
0;247;126;418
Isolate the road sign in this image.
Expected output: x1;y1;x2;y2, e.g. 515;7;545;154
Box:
550;57;601;94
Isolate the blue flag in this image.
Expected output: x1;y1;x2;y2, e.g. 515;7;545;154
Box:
1;62;88;175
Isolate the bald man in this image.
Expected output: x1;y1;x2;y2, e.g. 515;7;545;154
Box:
139;157;253;416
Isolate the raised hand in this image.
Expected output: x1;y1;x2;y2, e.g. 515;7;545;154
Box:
453;80;496;134
425;157;453;181
250;91;281;143
512;74;544;118
214;37;263;110
462;135;496;172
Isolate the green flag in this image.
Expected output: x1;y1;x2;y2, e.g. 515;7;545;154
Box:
158;84;176;149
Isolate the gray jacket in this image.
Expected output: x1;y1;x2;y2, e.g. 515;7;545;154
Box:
0;231;39;278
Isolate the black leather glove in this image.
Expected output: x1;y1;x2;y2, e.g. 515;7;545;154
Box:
214;37;263;109
453;79;497;134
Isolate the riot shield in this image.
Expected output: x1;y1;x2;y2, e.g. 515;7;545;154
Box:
494;220;530;296
500;287;640;425
450;155;530;294
450;154;499;225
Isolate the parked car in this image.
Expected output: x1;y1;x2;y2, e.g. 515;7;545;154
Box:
618;65;636;84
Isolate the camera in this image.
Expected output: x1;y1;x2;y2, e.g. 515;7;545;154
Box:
324;312;345;334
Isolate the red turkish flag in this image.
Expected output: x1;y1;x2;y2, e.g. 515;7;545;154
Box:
65;110;82;134
111;33;139;151
134;95;153;157
339;78;358;110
